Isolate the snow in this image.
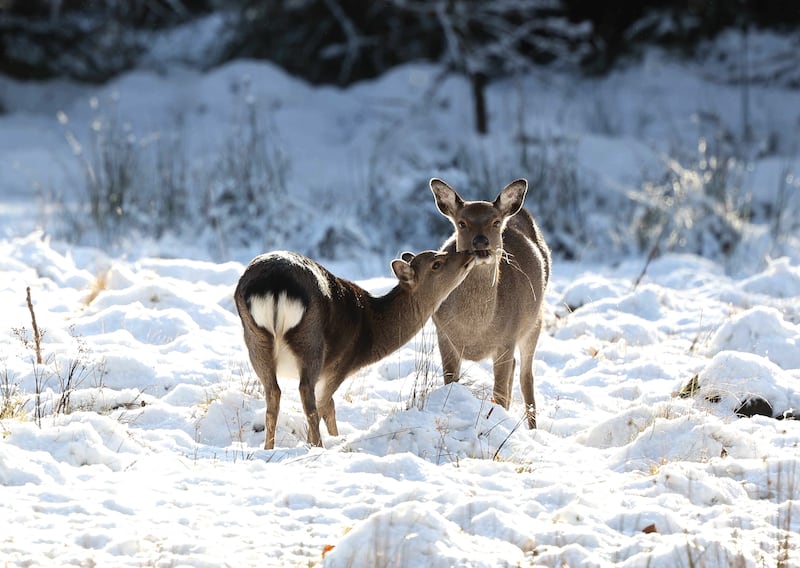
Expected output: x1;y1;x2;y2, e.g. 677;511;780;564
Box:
1;33;800;567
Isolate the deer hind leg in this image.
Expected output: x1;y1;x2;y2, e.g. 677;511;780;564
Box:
492;346;516;410
436;331;463;384
519;322;543;429
263;373;281;449
245;334;281;450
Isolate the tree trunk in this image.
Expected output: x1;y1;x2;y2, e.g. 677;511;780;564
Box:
471;71;488;135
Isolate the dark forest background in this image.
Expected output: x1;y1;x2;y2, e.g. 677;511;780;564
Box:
3;1;798;85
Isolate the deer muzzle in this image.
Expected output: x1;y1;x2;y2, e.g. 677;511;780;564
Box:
471;235;495;263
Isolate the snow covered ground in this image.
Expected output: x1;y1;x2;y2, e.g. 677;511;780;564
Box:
1;33;799;567
2;234;799;567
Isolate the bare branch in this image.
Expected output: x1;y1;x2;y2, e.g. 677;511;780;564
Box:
25;287;42;365
322;0;367;84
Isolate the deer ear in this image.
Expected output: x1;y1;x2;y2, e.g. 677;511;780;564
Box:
494;179;528;217
400;251;415;263
430;178;464;218
391;258;416;287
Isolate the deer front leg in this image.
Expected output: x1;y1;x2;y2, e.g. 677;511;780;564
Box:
436;331;462;384
519;379;536;429
491;347;516;410
518;354;536;429
519;325;542;429
298;366;324;447
317;376;341;437
319;399;338;437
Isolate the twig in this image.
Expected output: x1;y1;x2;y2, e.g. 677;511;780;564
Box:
632;220;669;292
26;287;42;365
492;415;526;461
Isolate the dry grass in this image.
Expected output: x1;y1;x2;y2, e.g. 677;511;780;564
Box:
84;269;109;306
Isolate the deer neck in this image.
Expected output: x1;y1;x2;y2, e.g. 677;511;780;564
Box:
362;286;429;365
451;261;499;315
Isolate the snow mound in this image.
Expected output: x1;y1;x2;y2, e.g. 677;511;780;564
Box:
561;274;628;310
322;500;525;568
343;383;541;463
689;350;800;418
708;307;800;369
4;413;142;472
740;256;800;298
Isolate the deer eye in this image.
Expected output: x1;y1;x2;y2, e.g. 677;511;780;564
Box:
432;261;442;270
493;220;502;228
458;221;466;229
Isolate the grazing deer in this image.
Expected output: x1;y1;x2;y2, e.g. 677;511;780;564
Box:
429;178;551;428
234;249;475;449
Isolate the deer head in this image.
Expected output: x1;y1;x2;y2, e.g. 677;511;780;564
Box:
430;178;528;266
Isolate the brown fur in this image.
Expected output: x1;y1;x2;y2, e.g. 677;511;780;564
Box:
430;178;551;428
234;249;475;449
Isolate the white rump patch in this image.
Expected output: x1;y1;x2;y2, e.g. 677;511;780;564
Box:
249;292;305;379
249;292;305;336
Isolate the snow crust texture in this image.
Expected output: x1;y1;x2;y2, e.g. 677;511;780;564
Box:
1;235;798;567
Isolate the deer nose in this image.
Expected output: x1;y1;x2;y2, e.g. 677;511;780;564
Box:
472;235;490;250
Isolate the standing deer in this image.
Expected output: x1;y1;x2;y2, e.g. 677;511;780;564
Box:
234;249;475;449
429;178;551;428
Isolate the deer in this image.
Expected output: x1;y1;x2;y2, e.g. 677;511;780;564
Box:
429;178;551;429
234;249;475;449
